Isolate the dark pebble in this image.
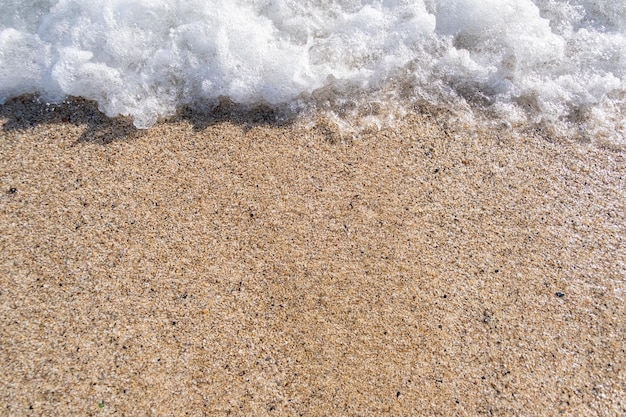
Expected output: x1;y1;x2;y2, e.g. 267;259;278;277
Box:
555;292;565;298
8;187;17;194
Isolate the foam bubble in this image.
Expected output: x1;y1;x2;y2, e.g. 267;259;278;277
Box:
0;0;624;143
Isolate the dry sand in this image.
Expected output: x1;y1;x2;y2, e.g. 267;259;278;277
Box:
1;97;625;416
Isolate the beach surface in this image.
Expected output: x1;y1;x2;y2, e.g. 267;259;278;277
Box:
1;97;625;416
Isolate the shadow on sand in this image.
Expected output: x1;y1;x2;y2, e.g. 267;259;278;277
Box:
0;95;297;145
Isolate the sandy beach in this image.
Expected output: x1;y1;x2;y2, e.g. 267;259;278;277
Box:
1;97;625;416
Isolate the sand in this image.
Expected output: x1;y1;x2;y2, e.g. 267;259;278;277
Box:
1;97;625;416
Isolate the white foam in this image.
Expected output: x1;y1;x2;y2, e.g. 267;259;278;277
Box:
0;0;624;142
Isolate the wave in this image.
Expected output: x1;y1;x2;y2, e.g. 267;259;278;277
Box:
1;0;624;144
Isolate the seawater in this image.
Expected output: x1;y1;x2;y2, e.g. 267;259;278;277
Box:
0;0;624;143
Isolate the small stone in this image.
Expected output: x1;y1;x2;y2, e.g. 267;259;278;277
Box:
483;310;493;324
555;292;565;298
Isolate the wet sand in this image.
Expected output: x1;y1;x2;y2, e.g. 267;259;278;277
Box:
1;98;625;416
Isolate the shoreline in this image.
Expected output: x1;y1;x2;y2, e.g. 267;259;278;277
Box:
1;100;625;415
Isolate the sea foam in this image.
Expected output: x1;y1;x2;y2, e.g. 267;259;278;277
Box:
0;0;624;143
